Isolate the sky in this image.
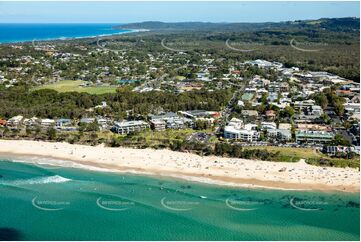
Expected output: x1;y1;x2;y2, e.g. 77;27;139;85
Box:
0;1;359;23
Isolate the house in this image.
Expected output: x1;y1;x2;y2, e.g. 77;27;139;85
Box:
111;120;150;135
323;146;352;156
23;117;39;127
267;92;278;102
40;118;55;127
179;110;220;124
56;118;77;131
228;117;244;129
237;100;245;107
241;110;258;118
278;123;292;130
7;115;24;127
294;100;316;110
311;105;323;117
149;112;192;129
295;130;334;143
166;119;187;129
79;118;96;124
96;116;111;128
95;101;107;109
344;102;360;114
56;118;72;128
265;110;276;121
261;122;277;130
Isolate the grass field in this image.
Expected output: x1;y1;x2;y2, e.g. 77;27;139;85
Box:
33;80;118;95
243;146;360;168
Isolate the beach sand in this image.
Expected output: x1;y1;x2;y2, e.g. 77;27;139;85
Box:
0;139;359;192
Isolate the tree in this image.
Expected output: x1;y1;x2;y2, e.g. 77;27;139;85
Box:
315;93;328;109
332;134;351;146
46;127;57;140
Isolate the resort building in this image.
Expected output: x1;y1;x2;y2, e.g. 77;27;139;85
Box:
295;130;334;143
111;120;150;135
224;126;259;142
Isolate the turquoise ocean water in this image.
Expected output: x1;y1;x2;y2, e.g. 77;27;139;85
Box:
0;24;130;44
0;158;359;241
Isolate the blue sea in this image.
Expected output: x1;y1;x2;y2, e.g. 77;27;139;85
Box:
0;24;131;43
0;158;359;240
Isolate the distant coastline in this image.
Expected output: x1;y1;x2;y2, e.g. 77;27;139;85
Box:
0;23;147;44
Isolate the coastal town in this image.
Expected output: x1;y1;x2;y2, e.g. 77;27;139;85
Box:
0;1;360;240
0;37;359;167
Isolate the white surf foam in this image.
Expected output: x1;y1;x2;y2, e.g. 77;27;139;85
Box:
0;175;71;186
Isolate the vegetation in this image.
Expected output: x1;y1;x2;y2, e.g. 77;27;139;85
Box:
0;85;232;119
32;80;118;95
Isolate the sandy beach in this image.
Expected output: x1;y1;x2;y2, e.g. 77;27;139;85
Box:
0;139;359;192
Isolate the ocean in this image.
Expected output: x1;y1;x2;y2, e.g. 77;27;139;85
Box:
0;158;359;240
0;24;131;44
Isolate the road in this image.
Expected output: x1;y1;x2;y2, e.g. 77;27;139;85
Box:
215;79;248;134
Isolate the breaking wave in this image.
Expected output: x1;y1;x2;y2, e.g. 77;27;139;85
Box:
0;175;71;186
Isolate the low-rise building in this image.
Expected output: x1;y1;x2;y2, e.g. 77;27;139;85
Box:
224;126;259;142
40;118;55;127
111;120;150;135
7;115;23;127
323;146;352;156
295;130;334;143
261;122;277;130
150;120;166;131
23;117;39;127
268;129;292;141
241;110;258;118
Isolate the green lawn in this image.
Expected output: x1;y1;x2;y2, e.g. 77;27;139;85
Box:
33;80;118;95
243;146;359;168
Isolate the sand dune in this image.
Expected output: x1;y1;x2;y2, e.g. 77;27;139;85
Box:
0;139;359;192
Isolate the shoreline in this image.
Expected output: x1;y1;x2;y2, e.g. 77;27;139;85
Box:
0;139;359;193
0;28;148;45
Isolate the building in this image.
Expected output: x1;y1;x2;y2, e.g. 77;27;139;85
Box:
344;102;360;114
294;100;316;110
111;120;150;135
324;146;352;156
224;121;259;141
40;118;55;127
228;117;244;129
295;130;334;143
261;122;277;130
224;126;259;142
56;118;72;128
7;115;23;127
241;110;258;118
278;123;292;130
79;118;95;124
23;117;39;127
265;110;276;121
268;129;292;141
150;120;166;131
149;112;192;129
311;105;323;117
